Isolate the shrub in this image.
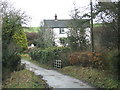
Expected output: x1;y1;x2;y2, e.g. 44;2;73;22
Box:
68;52;104;69
1;0;28;82
102;50;119;75
2;54;21;78
29;47;70;66
68;50;119;79
68;52;80;65
13;29;28;51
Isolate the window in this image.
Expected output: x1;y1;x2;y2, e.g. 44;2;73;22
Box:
59;28;64;34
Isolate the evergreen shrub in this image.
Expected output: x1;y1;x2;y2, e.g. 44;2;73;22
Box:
29;47;70;66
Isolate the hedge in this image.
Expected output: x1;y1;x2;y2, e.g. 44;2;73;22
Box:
29;47;70;66
68;52;104;69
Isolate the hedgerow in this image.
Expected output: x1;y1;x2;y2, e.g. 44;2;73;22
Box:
29;47;70;66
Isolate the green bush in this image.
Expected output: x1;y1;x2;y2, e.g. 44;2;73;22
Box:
3;54;21;71
29;47;70;66
103;50;119;75
13;29;28;51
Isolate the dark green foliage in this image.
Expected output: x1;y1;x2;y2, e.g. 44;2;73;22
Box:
118;1;120;81
1;1;29;81
2;54;21;81
67;34;89;51
67;36;78;51
3;54;21;71
82;2;119;52
93;26;118;51
103;50;119;76
59;37;68;47
29;47;70;66
68;5;90;51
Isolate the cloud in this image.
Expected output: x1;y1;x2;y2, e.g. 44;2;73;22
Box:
11;0;91;27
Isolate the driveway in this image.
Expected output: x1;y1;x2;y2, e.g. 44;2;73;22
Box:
21;59;96;89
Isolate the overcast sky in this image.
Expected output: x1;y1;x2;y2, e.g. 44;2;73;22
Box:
9;0;91;27
10;0;118;27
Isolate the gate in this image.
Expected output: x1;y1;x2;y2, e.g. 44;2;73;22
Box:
54;60;62;68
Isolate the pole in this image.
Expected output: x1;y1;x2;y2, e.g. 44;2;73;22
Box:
90;0;94;52
118;1;120;51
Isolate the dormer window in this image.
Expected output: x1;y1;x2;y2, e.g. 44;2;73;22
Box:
59;28;64;34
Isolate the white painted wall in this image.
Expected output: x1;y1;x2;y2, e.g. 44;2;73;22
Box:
52;28;90;46
53;28;69;46
85;28;91;42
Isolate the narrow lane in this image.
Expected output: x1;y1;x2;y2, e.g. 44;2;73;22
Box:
21;59;95;88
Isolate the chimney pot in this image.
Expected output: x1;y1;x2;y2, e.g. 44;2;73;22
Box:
55;14;57;20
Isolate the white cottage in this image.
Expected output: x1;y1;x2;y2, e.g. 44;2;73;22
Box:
44;14;90;46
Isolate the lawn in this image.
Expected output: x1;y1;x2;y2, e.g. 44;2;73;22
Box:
93;23;103;27
3;69;50;88
23;27;39;33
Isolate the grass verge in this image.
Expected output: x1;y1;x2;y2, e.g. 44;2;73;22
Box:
59;66;119;89
3;69;50;88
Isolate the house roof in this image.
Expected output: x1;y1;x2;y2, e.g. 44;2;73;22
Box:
44;19;90;28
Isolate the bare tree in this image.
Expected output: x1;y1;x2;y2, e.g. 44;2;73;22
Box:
37;21;55;48
68;3;90;51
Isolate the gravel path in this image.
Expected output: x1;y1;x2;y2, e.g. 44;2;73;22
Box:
21;59;96;89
